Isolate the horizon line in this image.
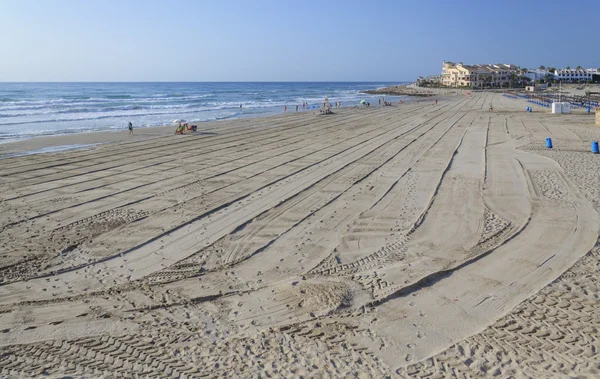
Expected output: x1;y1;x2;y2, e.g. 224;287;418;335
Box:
0;80;411;84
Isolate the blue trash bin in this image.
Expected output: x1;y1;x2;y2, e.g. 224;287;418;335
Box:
592;141;599;154
546;138;552;148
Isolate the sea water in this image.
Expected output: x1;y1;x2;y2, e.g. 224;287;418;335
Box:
0;82;405;141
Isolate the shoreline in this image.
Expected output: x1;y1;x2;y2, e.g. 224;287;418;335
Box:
0;82;408;148
0;110;327;158
0;95;412;159
0;124;175;159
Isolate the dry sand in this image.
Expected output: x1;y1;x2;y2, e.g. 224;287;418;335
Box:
1;94;599;378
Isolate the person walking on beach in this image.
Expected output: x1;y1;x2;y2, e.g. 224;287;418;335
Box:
489;103;494;112
435;99;438;105
378;98;381;106
284;105;287;112
296;104;299;112
128;121;133;135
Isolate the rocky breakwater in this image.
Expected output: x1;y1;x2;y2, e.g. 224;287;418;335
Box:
362;84;437;97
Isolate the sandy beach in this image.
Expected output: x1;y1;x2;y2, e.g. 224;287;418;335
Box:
1;93;600;377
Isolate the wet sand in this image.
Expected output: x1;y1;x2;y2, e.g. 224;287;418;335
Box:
1;94;599;377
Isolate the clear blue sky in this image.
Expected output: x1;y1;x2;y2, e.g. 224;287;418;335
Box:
0;0;597;82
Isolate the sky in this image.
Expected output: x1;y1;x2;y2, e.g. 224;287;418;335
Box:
0;0;597;82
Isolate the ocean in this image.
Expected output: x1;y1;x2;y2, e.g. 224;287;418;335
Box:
0;82;405;142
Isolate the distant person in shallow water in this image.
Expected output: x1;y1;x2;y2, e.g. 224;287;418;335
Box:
128;121;133;135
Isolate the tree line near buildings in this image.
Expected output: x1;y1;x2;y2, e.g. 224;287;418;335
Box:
527;66;600;85
534;65;600;72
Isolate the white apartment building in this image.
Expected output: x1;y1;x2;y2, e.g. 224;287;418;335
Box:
554;69;598;82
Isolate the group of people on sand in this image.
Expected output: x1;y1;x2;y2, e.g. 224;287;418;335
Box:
378;98;394;106
175;122;197;134
376;97;397;107
284;101;343;113
320;106;332;115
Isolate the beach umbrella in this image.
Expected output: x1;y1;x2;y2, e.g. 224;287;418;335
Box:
172;119;187;125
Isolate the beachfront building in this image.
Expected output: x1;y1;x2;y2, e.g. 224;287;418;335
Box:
441;61;474;87
441;61;520;88
554;68;597;82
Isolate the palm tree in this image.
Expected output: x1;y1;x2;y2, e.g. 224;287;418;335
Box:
566;66;571;70
548;67;556;73
538;65;546;70
520;68;527;74
509;73;519;88
576;65;582;70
